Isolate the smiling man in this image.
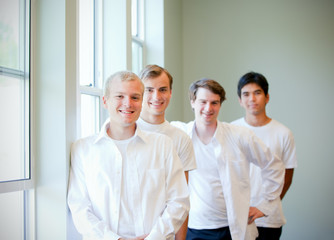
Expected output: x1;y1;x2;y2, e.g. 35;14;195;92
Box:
172;78;285;240
137;65;196;240
231;72;297;240
68;71;190;240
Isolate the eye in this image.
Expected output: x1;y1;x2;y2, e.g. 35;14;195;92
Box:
115;95;123;99
160;88;168;92
132;95;142;101
145;88;154;93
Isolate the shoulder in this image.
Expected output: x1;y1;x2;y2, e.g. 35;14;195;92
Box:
230;117;245;126
72;134;98;151
270;119;293;133
219;121;253;135
137;128;174;145
170;120;194;134
165;122;192;140
265;119;295;142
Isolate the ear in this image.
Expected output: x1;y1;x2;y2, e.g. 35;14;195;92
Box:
102;96;108;109
265;94;270;104
190;99;195;109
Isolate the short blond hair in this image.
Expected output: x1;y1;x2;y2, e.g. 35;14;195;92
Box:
104;71;144;98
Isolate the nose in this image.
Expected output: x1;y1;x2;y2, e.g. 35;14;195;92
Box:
204;102;211;111
152;90;161;100
250;93;256;101
123;96;131;107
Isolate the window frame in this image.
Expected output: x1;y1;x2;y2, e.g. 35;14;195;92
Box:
0;0;34;239
0;0;33;194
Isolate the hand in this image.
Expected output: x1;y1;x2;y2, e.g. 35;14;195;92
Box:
248;206;265;224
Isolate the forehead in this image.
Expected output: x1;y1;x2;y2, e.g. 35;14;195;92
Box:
241;83;263;92
110;78;144;94
144;72;170;88
196;87;220;101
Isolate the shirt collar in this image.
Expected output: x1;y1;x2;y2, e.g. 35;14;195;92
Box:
191;120;220;141
94;119;148;144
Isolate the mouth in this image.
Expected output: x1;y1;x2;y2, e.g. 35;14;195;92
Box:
202;112;213;118
119;110;135;115
149;102;163;107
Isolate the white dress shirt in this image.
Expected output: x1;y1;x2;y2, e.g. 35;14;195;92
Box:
68;121;190;240
171;121;284;240
137;117;197;172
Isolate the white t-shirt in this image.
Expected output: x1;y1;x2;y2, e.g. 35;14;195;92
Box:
231;117;297;227
113;137;136;238
188;131;228;229
137;117;197;172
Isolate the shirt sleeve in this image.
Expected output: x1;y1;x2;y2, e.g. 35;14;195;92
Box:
282;129;298;169
178;134;197;172
241;130;285;216
145;140;190;239
67;141;121;240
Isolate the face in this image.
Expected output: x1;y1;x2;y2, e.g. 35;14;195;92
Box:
103;78;143;128
141;72;172;117
239;83;269;116
191;87;221;127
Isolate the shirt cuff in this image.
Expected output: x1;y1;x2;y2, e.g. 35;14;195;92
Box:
256;198;280;216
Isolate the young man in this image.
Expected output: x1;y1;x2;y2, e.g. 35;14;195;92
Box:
231;72;297;240
172;78;284;240
137;64;197;240
68;71;190;240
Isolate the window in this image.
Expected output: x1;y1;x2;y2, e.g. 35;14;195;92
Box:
78;0;105;138
0;0;33;239
131;0;145;75
78;0;145;138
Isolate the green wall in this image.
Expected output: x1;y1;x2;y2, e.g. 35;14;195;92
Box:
164;0;334;239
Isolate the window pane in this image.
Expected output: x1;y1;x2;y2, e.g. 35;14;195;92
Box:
81;94;100;138
0;191;24;240
0;0;23;70
131;0;138;37
0;74;28;182
79;0;94;87
132;41;143;75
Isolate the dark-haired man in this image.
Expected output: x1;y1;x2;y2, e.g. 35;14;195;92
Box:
232;72;297;240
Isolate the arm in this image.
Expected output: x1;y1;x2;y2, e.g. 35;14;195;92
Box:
67;141;121;240
280;168;294;199
243;131;285;217
146;144;190;240
175;171;189;240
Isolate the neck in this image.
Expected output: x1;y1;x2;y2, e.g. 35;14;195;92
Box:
140;112;165;125
194;120;217;145
245;113;271;127
107;123;136;140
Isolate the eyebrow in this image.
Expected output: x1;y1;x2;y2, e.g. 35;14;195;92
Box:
242;89;263;94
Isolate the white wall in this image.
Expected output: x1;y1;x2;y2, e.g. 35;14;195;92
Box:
33;0;77;239
172;0;334;239
164;0;184;120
